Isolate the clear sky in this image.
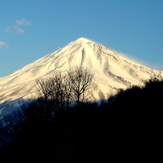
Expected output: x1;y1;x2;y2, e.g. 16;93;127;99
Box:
0;0;163;77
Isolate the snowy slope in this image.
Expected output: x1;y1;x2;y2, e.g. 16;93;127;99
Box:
0;37;163;115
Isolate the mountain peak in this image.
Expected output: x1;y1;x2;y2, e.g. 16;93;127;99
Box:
0;37;162;106
75;37;93;43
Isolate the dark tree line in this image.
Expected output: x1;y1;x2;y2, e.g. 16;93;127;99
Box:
25;66;97;125
99;77;163;162
0;77;162;163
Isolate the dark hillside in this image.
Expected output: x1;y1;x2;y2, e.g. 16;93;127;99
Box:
103;78;163;162
0;78;162;162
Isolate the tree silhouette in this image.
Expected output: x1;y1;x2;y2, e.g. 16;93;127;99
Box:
36;66;97;108
67;66;97;106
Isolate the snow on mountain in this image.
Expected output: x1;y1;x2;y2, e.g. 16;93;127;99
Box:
0;37;163;119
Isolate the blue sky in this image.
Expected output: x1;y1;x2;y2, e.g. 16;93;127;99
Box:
0;0;163;77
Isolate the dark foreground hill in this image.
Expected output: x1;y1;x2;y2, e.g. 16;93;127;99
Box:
0;78;162;163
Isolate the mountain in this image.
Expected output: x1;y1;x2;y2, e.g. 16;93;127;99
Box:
0;37;163;118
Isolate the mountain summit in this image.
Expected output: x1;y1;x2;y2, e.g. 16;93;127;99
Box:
0;37;162;109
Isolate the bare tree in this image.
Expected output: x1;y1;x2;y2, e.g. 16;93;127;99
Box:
36;66;97;109
36;73;71;110
67;66;96;106
36;79;51;101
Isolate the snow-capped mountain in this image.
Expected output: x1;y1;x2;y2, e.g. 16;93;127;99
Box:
0;37;163;117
